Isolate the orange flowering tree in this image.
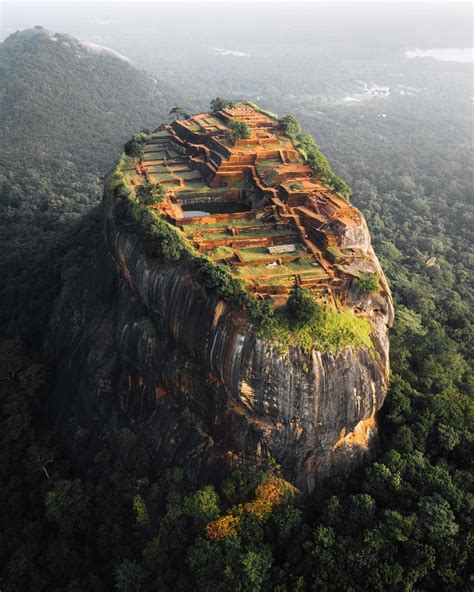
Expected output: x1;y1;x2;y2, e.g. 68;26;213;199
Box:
205;474;297;541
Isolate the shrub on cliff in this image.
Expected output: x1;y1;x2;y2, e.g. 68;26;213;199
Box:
243;297;275;326
194;258;243;297
279;115;302;138
191;255;276;324
353;272;381;295
124;131;148;157
145;217;187;261
287;284;320;325
136;183;166;206
278;115;351;196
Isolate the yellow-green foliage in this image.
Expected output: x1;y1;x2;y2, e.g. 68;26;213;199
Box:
133;494;149;526
108;153;127;188
259;298;373;354
243;475;297;522
183;485;220;521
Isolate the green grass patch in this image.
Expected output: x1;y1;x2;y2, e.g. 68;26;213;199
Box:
285;259;322;272
178;171;203;180
259;299;373;353
234;263;318;281
148;174;177;183
166;164;192;172
183;218;253;231
234;228;296;239
142;152;166;161
144;150;168;159
238;247;275;261
208;246;235;260
144;164;169;173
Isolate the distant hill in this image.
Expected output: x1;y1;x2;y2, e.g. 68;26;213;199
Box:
0;26;174;173
0;26;177;236
0;26;178;339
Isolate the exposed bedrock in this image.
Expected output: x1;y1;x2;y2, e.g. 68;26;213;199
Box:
46;192;394;492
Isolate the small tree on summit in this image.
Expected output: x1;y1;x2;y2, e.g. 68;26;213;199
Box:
169;106;190;121
124;131;148;157
124;139;143;157
210;97;234;112
286;283;320;325
228;119;251;142
279;115;302;138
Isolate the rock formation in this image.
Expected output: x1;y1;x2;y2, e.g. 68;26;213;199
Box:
46;104;394;492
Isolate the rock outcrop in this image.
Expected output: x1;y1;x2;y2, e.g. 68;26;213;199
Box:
47;186;393;493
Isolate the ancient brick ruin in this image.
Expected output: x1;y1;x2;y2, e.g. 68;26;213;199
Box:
127;104;364;307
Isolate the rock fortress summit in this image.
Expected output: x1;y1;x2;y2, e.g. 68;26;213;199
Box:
135;104;370;308
47;102;394;492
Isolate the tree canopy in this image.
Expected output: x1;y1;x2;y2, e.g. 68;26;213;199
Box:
228;119;252;141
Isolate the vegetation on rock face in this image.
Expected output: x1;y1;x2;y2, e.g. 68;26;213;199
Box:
286;283;320;324
259;285;373;353
279;114;351;196
353;272;381;295
136;182;166;206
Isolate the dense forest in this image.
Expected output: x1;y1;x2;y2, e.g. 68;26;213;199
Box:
1;25;473;592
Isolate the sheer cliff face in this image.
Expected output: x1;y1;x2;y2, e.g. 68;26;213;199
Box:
47;190;393;493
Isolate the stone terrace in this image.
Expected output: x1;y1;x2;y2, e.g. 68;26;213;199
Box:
128;104;362;307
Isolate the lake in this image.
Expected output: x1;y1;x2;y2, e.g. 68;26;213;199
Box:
405;48;474;64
